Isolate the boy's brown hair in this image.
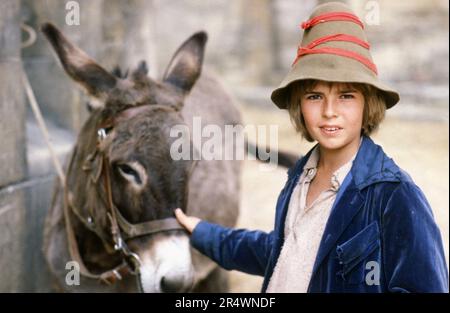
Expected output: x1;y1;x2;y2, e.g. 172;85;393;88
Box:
288;80;386;142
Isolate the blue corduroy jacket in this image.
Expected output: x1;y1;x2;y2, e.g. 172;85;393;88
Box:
191;136;449;292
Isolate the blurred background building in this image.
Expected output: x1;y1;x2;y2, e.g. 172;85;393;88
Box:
0;0;448;292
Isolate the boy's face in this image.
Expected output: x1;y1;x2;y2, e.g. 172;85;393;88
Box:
300;81;364;151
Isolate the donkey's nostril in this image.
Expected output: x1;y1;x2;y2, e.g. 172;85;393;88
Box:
160;276;185;293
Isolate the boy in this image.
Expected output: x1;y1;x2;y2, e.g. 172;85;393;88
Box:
175;2;448;292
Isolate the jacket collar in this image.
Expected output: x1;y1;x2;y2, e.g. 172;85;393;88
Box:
350;136;405;189
288;136;404;187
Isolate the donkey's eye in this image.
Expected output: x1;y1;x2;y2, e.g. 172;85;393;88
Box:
117;163;142;185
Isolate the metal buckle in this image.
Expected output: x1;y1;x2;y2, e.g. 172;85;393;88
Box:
120;239;141;274
97;128;107;141
111;230;141;274
114;235;124;251
124;251;142;275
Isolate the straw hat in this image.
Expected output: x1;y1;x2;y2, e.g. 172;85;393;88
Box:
271;2;399;109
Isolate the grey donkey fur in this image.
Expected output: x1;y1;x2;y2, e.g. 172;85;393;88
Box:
41;23;242;292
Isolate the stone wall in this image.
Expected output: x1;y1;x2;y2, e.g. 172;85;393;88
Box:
0;0;27;292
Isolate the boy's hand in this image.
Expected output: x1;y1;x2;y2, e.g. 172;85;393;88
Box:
174;208;201;234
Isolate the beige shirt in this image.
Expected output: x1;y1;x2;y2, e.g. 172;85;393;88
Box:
266;145;356;293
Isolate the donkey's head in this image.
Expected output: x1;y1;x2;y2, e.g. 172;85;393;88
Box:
42;23;205;292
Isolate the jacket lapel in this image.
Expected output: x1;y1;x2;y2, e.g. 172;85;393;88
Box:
309;176;365;282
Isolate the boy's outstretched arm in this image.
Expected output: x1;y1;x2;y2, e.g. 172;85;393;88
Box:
175;208;274;276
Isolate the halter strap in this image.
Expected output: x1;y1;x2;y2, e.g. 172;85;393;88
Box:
301;11;364;30
292;33;378;75
62;147;131;285
115;209;185;239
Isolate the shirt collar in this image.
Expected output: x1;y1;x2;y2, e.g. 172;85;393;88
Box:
301;138;362;191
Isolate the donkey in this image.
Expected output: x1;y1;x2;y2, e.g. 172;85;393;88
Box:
41;23;297;293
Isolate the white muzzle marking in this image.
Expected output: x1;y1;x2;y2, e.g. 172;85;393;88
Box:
138;234;194;293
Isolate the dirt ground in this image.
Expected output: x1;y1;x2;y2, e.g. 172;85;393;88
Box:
227;104;449;292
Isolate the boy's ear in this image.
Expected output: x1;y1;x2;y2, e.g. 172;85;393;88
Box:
41;23;117;101
163;31;207;95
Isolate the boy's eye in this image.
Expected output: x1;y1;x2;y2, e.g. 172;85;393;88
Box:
340;94;355;99
306;94;322;100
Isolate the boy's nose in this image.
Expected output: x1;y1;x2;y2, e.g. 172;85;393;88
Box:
322;98;338;118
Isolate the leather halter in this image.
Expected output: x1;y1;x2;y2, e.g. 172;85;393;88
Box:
62;105;186;285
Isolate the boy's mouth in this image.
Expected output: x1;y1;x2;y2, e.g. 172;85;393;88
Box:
319;125;343;136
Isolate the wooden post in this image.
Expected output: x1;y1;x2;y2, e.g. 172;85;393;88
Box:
0;0;27;292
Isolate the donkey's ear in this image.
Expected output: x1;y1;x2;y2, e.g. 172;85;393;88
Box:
163;31;207;95
41;23;117;100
